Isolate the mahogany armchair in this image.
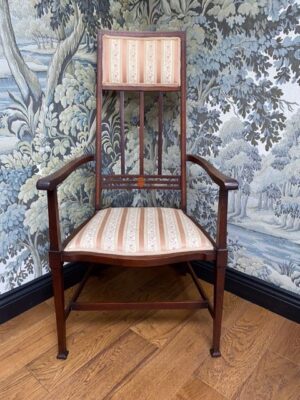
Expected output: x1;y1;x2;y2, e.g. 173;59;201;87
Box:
37;30;238;360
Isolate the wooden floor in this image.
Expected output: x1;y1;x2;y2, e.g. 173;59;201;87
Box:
1;266;299;400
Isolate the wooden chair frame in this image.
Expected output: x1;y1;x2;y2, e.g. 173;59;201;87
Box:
37;30;238;360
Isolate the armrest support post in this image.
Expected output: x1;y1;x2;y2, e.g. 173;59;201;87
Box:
47;189;61;252
216;189;228;250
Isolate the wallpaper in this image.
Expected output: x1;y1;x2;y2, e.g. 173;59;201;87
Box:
0;0;299;296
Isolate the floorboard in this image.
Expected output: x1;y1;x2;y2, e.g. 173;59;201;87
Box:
0;368;47;400
174;378;227;400
234;350;300;400
195;302;284;399
269;319;300;366
0;267;298;400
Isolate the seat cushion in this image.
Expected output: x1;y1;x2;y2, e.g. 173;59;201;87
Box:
65;207;214;256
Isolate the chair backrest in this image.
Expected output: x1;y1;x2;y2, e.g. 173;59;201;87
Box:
96;30;186;210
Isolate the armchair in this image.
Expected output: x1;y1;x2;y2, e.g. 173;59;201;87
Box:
37;30;238;360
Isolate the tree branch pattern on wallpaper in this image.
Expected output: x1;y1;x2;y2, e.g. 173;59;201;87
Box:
0;0;299;294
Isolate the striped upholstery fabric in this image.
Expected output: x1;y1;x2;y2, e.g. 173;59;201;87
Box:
65;208;213;256
102;35;181;87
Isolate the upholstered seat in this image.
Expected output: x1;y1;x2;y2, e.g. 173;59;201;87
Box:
65;207;214;256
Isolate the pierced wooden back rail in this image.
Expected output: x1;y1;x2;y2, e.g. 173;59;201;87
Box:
96;31;187;210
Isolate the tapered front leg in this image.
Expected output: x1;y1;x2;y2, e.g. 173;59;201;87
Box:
50;252;68;360
210;251;227;357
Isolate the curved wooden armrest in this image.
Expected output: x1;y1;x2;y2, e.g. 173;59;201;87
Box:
186;154;238;191
36;154;95;191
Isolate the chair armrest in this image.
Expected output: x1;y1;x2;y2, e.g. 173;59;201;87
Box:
36;154;94;191
187;154;238;250
186;154;238;191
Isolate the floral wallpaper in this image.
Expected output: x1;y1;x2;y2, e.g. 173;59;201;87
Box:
0;0;299;296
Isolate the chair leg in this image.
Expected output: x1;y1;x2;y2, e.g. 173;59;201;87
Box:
50;255;68;360
210;256;226;358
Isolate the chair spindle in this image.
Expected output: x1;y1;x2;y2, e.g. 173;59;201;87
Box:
139;92;145;177
158;92;163;175
119;91;125;175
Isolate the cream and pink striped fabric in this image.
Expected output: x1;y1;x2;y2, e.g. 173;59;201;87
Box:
65;207;213;256
102;35;181;87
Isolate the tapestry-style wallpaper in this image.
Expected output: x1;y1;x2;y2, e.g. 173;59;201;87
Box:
0;0;299;296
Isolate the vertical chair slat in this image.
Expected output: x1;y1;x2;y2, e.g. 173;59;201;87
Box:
95;32;103;210
119;91;125;175
180;34;187;211
158;92;163;175
95;92;102;210
139;91;145;175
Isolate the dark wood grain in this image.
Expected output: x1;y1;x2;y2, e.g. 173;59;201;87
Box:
35;29;239;360
71;299;208;311
139;91;145;176
187;262;214;317
158;92;163;175
119;90;125;174
102;84;180;92
62;249;216;267
101;174;181;190
47;191;61;251
95;30;103;210
49;252;68;360
180;32;187;212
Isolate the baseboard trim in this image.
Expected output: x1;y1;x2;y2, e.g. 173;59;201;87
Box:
193;261;300;324
0;263;86;324
0;262;299;324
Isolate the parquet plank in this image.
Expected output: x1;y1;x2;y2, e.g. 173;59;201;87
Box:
235;350;300;400
129;272;240;350
27;267;187;391
109;313;212;400
0;272;139;381
270;319;300;366
1;268;299;400
0;368;47;400
195;303;284;399
0;302;52;345
27;311;146;391
130;282;205;348
221;291;245;329
45;331;157;400
0;269;157;382
174;378;227;400
0;314;56;381
188;275;245;329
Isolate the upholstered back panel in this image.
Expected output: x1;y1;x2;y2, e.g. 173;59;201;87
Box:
102;34;181;87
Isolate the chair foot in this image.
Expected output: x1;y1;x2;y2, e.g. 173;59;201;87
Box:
57;350;69;360
210;348;221;358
